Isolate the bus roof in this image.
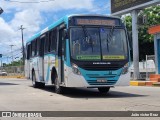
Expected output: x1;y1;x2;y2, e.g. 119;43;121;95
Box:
27;15;68;43
26;14;120;43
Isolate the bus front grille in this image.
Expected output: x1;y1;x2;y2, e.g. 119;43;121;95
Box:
81;64;121;71
86;74;116;78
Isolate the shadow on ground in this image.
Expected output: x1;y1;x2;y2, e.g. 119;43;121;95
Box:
31;85;148;99
0;82;19;86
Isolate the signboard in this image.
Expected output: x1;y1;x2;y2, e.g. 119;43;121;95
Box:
76;19;116;26
70;16;121;26
76;55;101;60
111;0;160;15
111;0;153;13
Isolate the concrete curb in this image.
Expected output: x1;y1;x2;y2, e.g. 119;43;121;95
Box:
0;76;25;79
130;81;160;87
130;81;146;86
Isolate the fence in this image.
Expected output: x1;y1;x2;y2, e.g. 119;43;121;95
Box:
130;55;156;80
0;65;24;76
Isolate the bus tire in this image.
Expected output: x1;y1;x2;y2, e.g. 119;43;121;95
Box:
55;75;63;94
39;82;45;88
32;71;45;88
98;87;110;94
51;67;56;84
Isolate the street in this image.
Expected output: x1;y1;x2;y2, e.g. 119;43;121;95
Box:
0;78;160;120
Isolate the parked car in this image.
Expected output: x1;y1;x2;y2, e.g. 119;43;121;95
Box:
0;70;7;76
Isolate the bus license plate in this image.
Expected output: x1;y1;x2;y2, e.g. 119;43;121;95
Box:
97;80;107;83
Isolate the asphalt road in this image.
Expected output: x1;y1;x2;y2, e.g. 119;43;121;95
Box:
0;78;160;120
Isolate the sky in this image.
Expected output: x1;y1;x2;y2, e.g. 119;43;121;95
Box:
0;0;111;63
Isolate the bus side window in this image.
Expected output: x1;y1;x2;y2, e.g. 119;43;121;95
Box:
30;43;32;58
62;29;66;59
48;31;52;52
44;33;49;54
35;39;38;56
57;28;66;58
50;29;57;53
37;38;40;56
39;36;45;57
27;44;31;59
31;40;36;57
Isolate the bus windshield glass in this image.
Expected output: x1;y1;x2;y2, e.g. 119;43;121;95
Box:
70;27;128;61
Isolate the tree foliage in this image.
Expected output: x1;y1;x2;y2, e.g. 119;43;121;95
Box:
4;59;23;67
123;5;160;61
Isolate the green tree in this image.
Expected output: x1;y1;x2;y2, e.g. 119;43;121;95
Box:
6;58;23;67
123;5;160;61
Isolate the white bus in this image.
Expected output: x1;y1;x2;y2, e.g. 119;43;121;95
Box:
25;15;130;94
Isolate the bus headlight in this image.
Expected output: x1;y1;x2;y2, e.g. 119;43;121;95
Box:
72;64;81;75
122;63;129;74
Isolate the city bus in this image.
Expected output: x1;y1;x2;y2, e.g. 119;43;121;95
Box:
25;14;130;94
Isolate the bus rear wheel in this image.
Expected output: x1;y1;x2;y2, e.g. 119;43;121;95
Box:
98;87;110;94
32;71;45;88
55;76;64;94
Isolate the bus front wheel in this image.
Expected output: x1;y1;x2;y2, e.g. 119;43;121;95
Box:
98;87;110;94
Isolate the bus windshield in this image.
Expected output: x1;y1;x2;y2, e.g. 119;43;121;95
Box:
70;27;128;61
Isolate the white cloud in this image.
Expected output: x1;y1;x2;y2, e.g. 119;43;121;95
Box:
10;9;43;34
0;0;94;40
1;0;94;13
0;18;15;43
0;0;111;57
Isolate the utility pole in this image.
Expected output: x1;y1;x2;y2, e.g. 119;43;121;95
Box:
132;10;139;80
19;25;25;65
9;45;15;66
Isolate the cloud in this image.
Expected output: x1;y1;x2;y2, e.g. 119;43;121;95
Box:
1;0;94;13
1;0;95;36
10;9;43;34
0;0;110;57
0;18;15;43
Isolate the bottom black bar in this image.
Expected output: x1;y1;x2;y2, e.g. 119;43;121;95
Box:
0;111;160;117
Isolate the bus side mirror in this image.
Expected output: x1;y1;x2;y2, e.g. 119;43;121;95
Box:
128;31;132;50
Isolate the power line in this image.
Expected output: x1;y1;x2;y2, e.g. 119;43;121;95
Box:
4;0;55;3
2;48;21;56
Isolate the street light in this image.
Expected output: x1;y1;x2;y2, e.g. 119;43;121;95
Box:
0;7;3;15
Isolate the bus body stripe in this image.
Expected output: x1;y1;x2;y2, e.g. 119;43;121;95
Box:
44;54;55;83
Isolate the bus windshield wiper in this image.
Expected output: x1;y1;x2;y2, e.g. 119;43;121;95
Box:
82;26;94;52
106;26;115;52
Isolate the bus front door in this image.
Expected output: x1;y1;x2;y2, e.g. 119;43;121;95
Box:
58;28;65;84
38;36;45;82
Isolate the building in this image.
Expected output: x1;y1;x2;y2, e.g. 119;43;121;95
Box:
148;25;160;74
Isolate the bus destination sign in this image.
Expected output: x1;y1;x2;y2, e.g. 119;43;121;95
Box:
111;0;153;14
76;19;117;26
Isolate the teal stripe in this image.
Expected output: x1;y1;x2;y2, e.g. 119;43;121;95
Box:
45;54;56;82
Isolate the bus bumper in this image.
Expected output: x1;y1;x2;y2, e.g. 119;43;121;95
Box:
114;71;130;86
65;66;130;88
